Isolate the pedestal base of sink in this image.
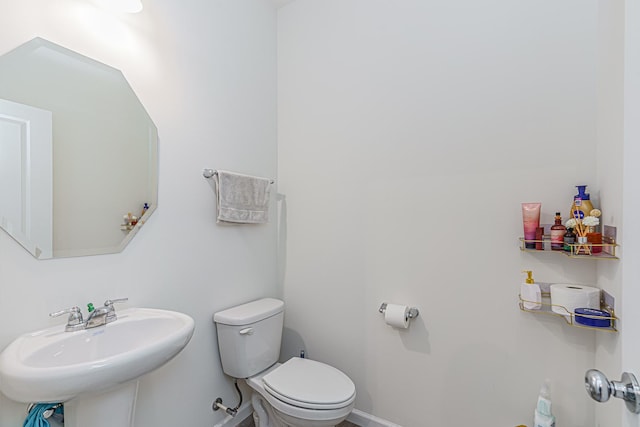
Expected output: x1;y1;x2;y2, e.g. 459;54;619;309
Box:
64;380;139;427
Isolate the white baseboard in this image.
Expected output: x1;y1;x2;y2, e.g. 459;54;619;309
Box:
213;403;401;427
347;408;403;427
212;401;254;427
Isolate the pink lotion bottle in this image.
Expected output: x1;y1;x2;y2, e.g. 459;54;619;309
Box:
522;203;541;249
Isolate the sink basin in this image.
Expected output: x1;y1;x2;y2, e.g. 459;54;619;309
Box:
0;307;194;426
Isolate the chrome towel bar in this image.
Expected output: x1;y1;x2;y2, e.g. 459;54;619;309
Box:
202;168;274;184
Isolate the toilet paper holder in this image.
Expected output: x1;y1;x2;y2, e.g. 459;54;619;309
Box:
379;303;419;319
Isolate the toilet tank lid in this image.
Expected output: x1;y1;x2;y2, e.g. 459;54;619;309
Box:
213;298;284;326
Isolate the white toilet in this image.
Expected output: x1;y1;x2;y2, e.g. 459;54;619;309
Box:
213;298;356;427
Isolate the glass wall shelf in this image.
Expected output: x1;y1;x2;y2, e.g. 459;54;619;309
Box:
519;292;617;333
519;237;618;259
519;224;618;259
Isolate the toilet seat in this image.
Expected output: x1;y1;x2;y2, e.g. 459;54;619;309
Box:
262;357;356;410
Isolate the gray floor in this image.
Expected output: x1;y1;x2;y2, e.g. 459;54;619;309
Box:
237;414;358;427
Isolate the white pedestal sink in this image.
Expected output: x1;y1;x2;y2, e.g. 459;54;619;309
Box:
0;308;195;427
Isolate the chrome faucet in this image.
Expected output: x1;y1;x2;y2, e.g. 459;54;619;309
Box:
85;298;129;329
50;298;128;331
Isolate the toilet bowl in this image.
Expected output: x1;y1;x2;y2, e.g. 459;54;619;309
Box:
248;358;356;427
213;298;356;427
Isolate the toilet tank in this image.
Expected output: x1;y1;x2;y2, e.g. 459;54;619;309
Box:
213;298;284;378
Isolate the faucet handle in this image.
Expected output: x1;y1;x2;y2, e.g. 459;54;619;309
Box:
103;298;128;323
49;306;85;332
49;306;82;318
104;298;128;307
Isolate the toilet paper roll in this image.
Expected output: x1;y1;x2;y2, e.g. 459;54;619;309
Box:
384;304;409;329
550;284;601;317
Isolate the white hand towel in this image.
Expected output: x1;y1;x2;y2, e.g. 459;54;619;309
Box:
213;170;272;224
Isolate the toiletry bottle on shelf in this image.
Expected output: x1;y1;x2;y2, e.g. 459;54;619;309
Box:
563;228;576;252
588;231;603;254
521;270;542;310
535;227;544;250
522;203;541;249
570;185;594;220
534;380;556;427
550;212;567;251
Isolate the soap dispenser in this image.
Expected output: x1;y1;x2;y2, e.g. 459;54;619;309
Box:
534;379;556;427
521;270;542;310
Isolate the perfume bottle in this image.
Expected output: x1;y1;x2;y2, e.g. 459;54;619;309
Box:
563;228;576;252
550;212;567;251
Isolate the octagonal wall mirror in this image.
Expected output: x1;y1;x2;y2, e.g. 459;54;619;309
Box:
0;38;158;259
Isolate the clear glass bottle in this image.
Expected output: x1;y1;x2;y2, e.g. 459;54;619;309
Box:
550;212;567;251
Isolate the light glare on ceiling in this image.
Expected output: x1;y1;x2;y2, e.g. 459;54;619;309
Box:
92;0;143;14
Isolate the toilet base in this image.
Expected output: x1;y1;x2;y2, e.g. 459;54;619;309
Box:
251;392;349;427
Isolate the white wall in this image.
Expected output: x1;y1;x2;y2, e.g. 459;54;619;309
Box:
622;0;640;426
278;1;602;425
595;0;624;426
0;1;278;426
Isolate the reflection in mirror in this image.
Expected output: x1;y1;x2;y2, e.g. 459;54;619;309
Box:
0;38;158;259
